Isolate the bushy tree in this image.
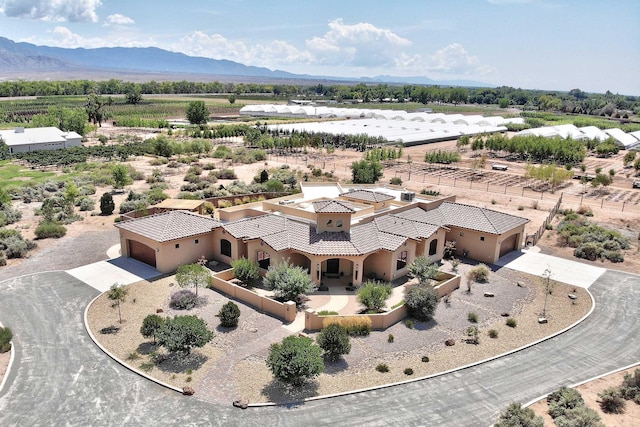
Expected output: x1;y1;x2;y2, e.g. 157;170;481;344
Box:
140;314;165;344
316;323;351;361
176;263;211;297
100;192;115;215
351;159;383;184
218;301;241;327
231;257;260;286
266;335;324;386
186;100;209;124
156;315;213;355
107;283;129;324
495;402;544;427
404;283;438;322
263;260;314;303
112;164;132;190
357;280;392;312
408;256;439;285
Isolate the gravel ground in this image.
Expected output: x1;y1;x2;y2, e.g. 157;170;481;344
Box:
86;259;591;405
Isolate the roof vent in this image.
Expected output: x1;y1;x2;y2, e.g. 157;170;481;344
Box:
15;127;25;133
400;192;415;202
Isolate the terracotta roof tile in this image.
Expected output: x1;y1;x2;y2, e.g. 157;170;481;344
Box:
114;210;220;242
341;189;395;203
395;203;528;234
312;200;356;213
222;214;287;240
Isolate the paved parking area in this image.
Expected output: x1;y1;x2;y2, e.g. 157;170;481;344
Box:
67;257;162;292
495;248;606;288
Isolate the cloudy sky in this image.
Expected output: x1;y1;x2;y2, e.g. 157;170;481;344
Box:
0;0;638;95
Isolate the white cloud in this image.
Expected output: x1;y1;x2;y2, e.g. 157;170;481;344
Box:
425;43;494;76
172;31;313;68
306;19;411;67
103;13;134;27
0;0;102;23
22;25;155;49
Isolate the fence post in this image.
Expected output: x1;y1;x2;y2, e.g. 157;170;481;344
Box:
622;201;625;212
454;178;456;187
505;185;507;194
601;198;604;208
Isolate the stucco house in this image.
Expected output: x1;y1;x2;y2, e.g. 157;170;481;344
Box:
0;127;82;153
115;184;529;285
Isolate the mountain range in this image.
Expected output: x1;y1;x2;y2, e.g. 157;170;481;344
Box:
0;36;491;88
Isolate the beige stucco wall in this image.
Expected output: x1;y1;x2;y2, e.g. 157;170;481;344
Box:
316;212;353;233
118;229;215;273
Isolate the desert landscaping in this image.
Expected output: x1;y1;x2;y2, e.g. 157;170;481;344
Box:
1;112;639;422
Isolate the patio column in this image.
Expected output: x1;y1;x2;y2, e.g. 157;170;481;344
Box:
353;261;362;286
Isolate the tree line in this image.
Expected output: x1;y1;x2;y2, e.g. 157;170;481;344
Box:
1;79;637;115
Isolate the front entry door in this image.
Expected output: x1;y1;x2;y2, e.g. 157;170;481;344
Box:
326;258;340;275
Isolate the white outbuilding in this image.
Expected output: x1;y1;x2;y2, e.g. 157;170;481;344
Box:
0;127;82;154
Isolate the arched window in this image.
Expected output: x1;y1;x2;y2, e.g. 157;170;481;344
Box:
221;239;232;257
429;239;438;256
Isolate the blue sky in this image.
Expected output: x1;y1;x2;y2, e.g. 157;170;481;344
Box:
0;0;638;95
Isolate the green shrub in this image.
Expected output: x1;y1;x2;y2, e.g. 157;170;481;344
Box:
404;283;438;322
387;333;394;343
231;257;260;285
34;220;67;239
0;251;6;266
421;356;430;363
553;406;603;426
376;363;389;373
390;177;402;185
488;329;498;338
495;403;544;427
357;280;393;311
467;264;490;282
467;312;478;323
0;326;13;353
316;323;351;361
317;310;338;316
139;362;155;372
404;368;413;376
506;318;517;328
267;335;324;386
404;319;415;329
598;387;625;414
620;369;640;403
547;386;585;418
218;301;241;327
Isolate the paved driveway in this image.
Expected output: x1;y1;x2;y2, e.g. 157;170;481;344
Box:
495;249;606;288
0;269;638;426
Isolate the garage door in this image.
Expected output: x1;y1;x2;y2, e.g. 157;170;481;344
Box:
499;234;518;258
128;240;156;267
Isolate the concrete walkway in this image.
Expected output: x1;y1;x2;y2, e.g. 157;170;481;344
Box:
495;247;606;288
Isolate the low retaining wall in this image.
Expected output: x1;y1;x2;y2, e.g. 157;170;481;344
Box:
305;272;461;331
434;272;461;298
210;269;296;323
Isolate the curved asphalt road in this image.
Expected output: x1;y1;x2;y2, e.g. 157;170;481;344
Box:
0;269;638;426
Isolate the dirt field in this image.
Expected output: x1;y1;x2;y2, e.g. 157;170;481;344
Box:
529;365;640;426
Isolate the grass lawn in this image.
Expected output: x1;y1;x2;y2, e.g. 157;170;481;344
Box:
0;160;58;190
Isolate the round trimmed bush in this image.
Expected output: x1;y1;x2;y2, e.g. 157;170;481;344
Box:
404;368;414;376
421;356;430;363
218;301;241;327
35;221;67;239
316;323;351;361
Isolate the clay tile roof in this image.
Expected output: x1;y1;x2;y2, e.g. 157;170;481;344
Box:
222;214;287;240
312;200;356;213
341;189;395;203
395;203;528;234
114;210;220;242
